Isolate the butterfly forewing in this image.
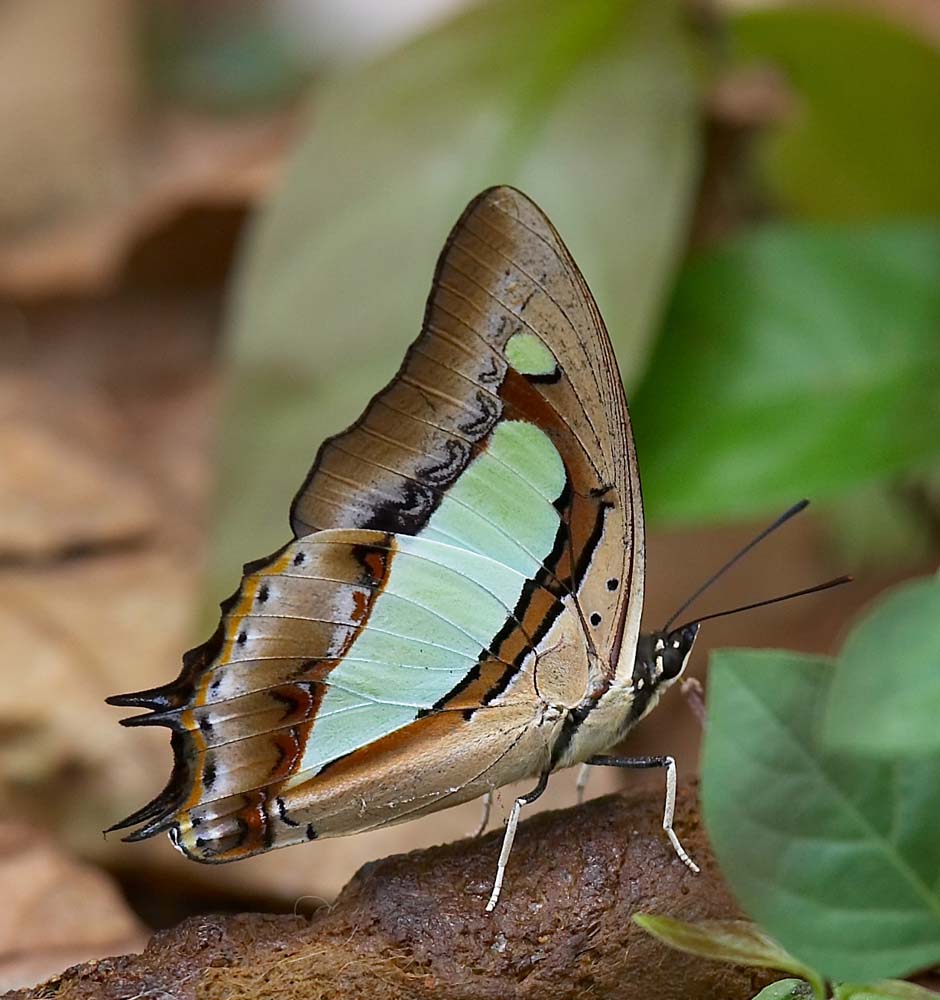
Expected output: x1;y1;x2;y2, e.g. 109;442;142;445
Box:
293;188;643;678
108;186;645;861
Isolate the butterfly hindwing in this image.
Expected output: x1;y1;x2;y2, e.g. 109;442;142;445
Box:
108;187;645;860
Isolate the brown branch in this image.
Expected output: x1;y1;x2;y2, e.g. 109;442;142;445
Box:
14;784;774;1000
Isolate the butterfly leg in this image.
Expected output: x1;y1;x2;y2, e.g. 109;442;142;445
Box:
485;771;550;912
585;755;700;873
470;789;494;838
575;762;591;805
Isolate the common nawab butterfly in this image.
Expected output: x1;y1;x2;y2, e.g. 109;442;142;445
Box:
108;187;846;910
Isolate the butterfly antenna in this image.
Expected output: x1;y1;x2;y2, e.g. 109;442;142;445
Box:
662;499;810;631
675;575;852;631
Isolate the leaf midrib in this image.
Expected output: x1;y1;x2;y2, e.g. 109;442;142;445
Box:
734;666;940;922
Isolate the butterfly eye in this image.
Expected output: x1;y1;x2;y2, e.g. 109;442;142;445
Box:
681;624;700;645
659;649;686;681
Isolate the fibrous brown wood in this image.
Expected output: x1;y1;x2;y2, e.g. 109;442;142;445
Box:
10;785;774;999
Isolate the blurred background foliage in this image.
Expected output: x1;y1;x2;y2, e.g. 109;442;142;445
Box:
1;0;939;991
218;0;701;596
212;0;940;597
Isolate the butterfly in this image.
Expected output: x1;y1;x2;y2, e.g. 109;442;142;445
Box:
107;186;844;910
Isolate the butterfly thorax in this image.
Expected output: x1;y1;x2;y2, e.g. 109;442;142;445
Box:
551;623;698;770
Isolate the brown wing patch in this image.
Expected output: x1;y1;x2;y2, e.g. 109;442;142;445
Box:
106;531;396;844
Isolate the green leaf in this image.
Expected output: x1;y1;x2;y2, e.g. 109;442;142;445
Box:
836;983;940;1000
210;0;701;599
631;223;940;524
753;981;817;1000
732;6;940;219
867;983;940;1000
701;649;940;981
823;576;940;756
633;915;819;982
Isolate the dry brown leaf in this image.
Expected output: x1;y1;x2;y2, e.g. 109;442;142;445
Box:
0;376;158;561
0;112;292;299
0;0;138;235
0;550;197;859
0;0;290;297
0;822;147;993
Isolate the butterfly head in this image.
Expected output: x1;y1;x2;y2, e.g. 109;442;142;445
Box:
635;622;699;692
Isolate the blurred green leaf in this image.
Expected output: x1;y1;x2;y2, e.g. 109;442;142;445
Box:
212;0;701;599
835;984;940;1000
732;6;940;219
631;223;940;525
752;981;817;1000
837;993;893;1000
823;576;940;756
702;649;940;982
825;481;940;568
633;915;821;989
